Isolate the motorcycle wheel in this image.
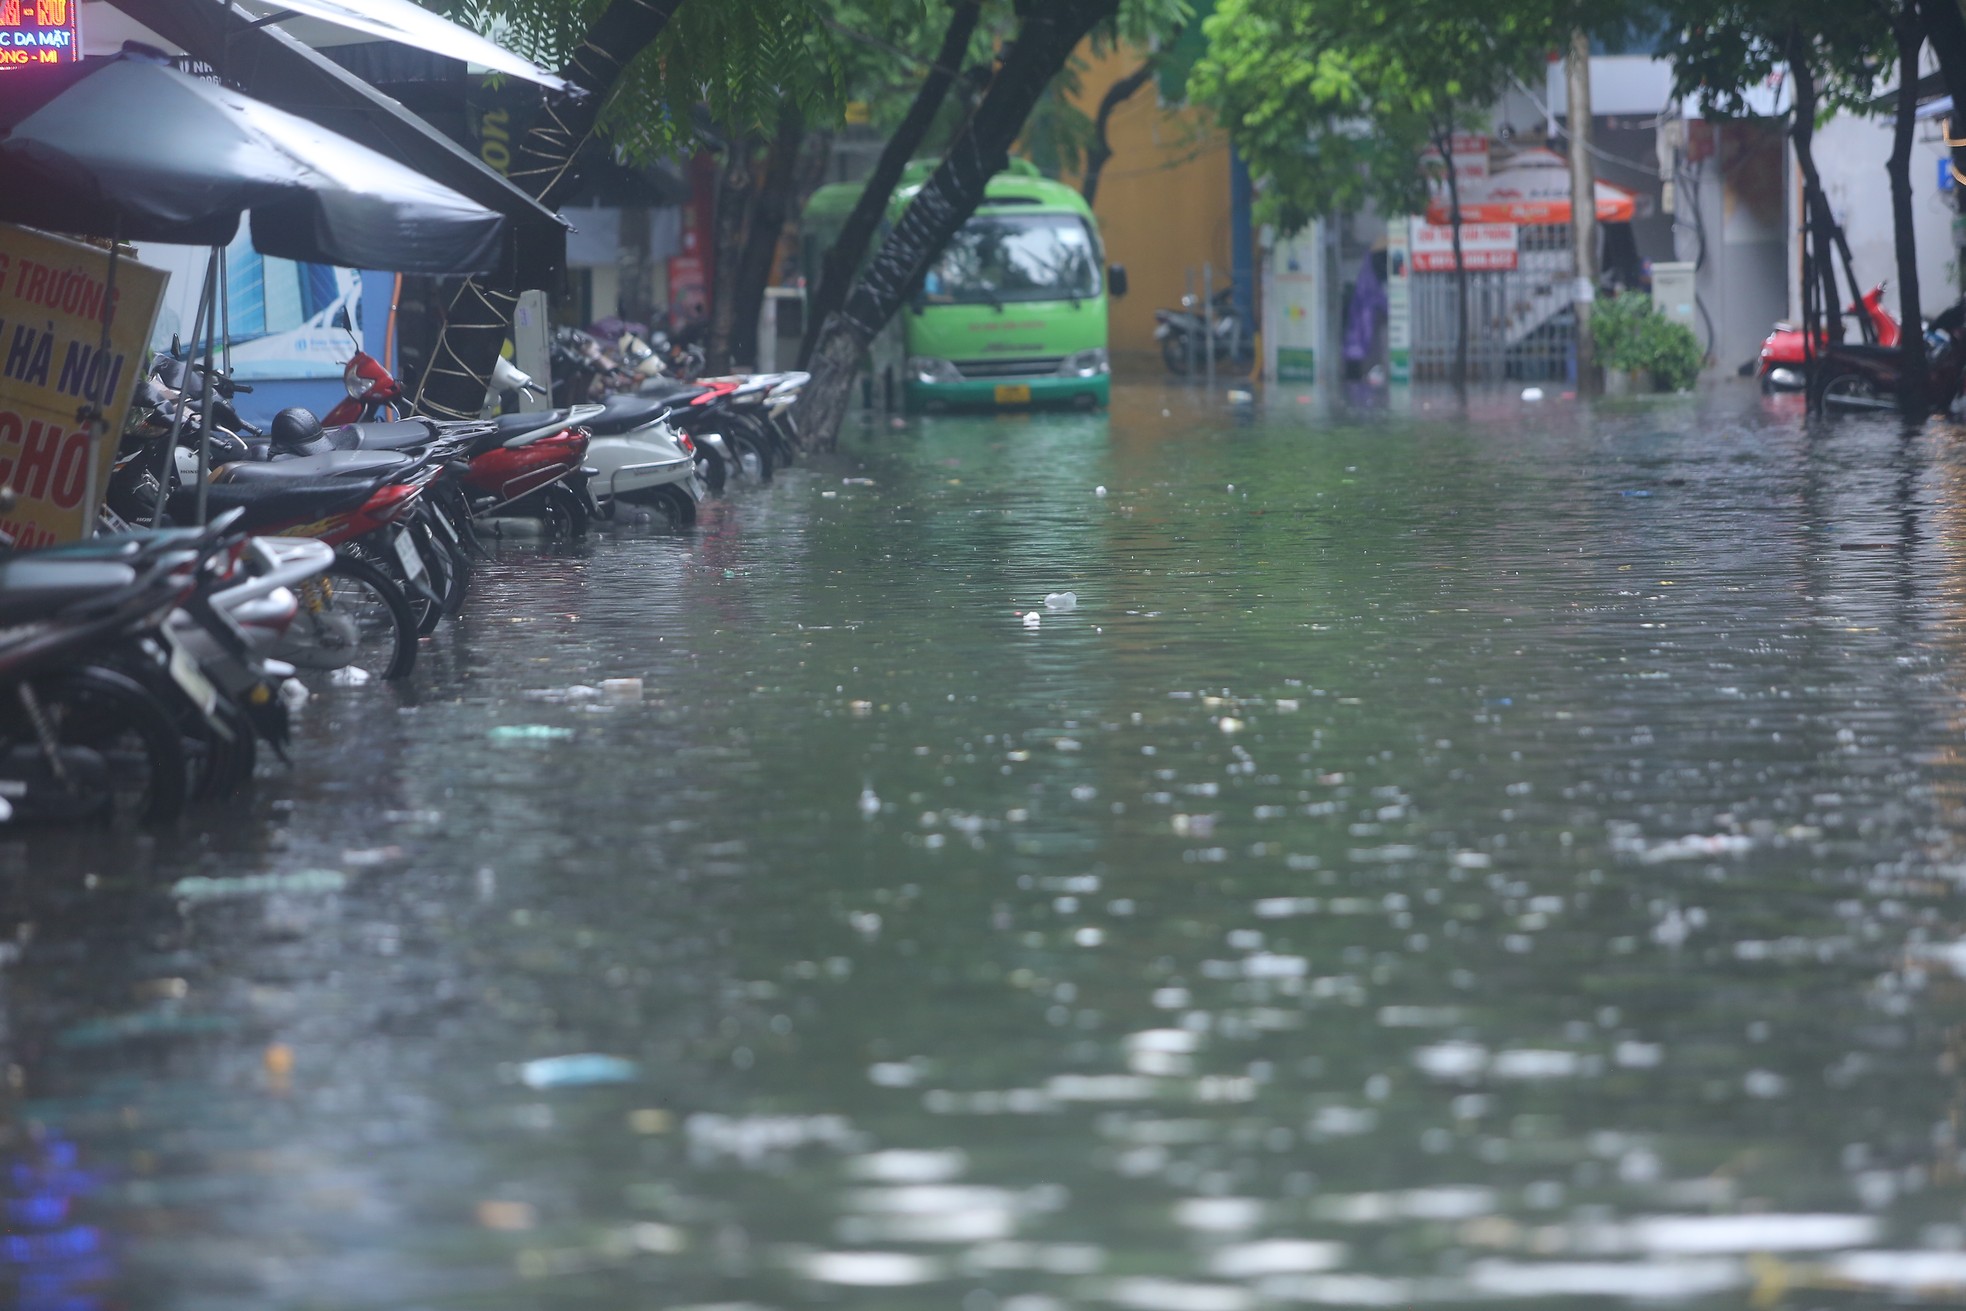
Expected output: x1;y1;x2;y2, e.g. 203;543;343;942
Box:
729;430;774;483
643;483;697;529
307;555;418;681
1161;334;1194;376
408;524;454;637
1814;370;1895;413
545;482;590;539
0;666;189;825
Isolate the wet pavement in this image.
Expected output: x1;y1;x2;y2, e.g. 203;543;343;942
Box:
9;380;1966;1308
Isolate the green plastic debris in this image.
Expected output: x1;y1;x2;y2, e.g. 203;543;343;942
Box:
489;724;576;742
171;869;348;901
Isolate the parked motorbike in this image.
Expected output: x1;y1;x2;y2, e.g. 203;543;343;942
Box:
1809;300;1966;415
1155;287;1255;376
1757;283;1900;392
0;501;304;823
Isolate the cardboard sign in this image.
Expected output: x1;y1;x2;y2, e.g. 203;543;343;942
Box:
1410;222;1520;272
0;223;166;547
0;0;81;71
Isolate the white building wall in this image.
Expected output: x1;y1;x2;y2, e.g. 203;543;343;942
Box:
1814;112;1959;324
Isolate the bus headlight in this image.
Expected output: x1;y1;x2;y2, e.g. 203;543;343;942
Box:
909;356;962;384
1060;348;1108;378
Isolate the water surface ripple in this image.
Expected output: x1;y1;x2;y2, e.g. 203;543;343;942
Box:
9;384;1966;1308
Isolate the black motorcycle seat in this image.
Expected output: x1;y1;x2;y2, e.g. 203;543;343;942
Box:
168;479;374;529
323;419;438;452
585;394;677;435
218;450;410;481
0;559;138;623
489;409;575;438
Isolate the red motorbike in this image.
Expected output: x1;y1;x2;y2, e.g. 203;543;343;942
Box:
317;346;595;538
1758;284;1899;392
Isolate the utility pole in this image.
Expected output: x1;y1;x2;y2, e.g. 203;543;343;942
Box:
1566;29;1599;395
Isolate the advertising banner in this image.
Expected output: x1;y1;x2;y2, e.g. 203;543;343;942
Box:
1271;226;1319;381
1410;222;1520;272
1385;218;1411;384
0;0;81;72
0;223;166;547
142;233;362;381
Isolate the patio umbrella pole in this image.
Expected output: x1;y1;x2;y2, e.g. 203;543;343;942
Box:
194;245;221;526
152;248;217;528
79;228;121;536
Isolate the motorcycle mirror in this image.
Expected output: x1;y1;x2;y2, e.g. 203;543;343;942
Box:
0;485;15;513
1108;264;1129;299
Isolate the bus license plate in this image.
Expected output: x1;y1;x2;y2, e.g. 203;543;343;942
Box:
994;384;1031;405
393;528;426;581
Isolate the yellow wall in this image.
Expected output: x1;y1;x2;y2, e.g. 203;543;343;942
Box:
1062;44;1232;357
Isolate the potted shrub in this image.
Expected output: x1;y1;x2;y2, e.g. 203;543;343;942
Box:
1594;289;1703;393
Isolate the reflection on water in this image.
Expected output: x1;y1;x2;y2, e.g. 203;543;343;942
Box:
7;384;1966;1307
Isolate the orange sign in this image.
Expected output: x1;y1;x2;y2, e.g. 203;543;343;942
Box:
0;0;80;71
0;224;166;547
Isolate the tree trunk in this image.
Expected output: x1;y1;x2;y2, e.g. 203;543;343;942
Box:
1435;121;1469;393
791;0;1122;450
413;0;689;420
1566;30;1599;396
707;136;761;375
728;106;807;369
1787;47;1842;411
1082;53;1160;207
798;0;983;368
1890;7;1929;415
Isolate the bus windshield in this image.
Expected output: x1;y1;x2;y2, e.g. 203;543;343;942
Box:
923;212;1101;305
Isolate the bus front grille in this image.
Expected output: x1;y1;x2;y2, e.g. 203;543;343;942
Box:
955;357;1065;379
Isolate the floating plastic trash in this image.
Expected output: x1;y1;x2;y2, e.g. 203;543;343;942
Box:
172;869;349;901
1023;612;1042;629
1095;486;1108;496
488;725;575;742
1522;386;1545;401
517;1053;640;1088
328;666;371;687
1044;592;1077;611
601;678;644;700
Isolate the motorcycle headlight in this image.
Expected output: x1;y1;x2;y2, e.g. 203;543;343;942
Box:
909;356;963;384
343;360;370;400
1059;348;1109;378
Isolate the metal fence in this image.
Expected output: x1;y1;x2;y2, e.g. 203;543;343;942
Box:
1409;231;1577;383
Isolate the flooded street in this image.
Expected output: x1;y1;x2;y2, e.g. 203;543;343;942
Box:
11;379;1966;1307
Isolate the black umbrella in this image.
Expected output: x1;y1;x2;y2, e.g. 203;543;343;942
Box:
0;52;504;274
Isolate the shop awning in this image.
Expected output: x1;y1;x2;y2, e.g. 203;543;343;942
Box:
1424;147;1638;227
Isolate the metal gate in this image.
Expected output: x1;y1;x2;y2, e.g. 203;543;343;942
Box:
1409;228;1577;383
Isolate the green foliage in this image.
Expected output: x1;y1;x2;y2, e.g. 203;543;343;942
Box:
1659;0;1890;120
1595;290;1704;391
1190;0;1558;234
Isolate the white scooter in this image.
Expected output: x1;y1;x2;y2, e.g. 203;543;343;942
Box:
494;359;707;528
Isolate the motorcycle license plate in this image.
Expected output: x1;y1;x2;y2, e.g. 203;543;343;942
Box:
161;629;218;718
994;384;1032;405
393;527;426;581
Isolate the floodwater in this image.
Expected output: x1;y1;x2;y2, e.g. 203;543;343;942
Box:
9;380;1966;1308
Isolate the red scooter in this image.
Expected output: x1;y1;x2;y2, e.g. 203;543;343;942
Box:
1758;284;1899;392
319;346;596;538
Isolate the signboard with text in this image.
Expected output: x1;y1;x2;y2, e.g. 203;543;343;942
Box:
1410;222;1520;272
0;223;166;547
0;0;81;72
